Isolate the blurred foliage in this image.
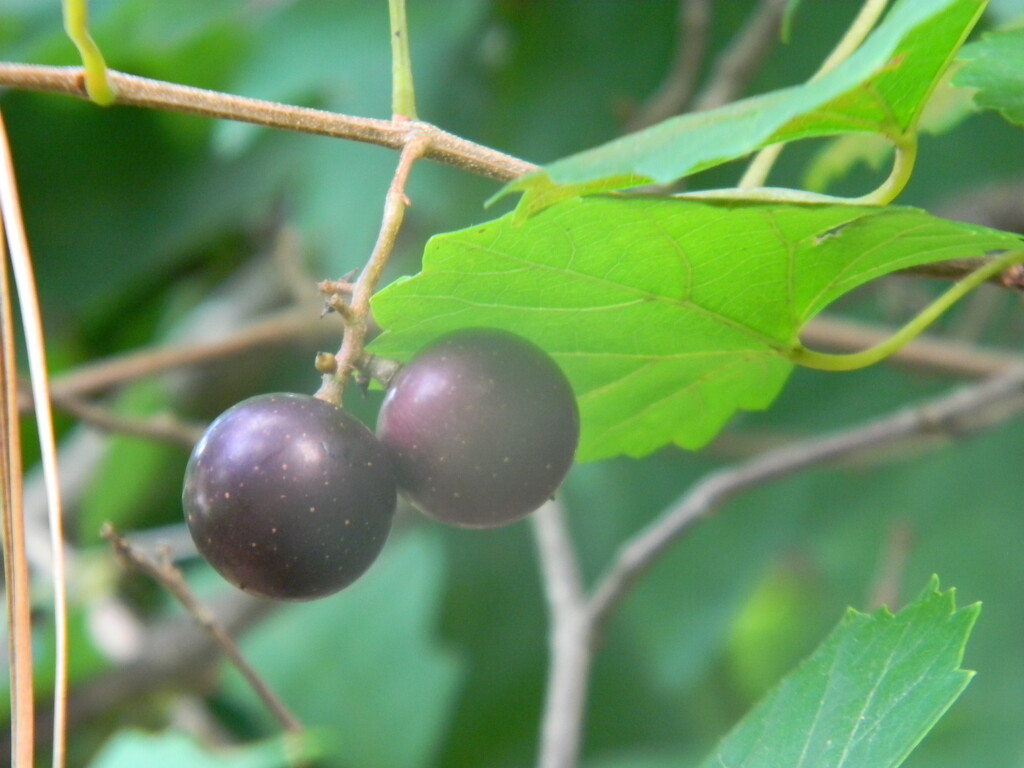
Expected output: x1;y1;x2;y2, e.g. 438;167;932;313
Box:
2;1;1024;767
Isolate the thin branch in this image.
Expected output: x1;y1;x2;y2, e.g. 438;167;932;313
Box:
531;501;590;768
29;308;326;407
626;0;711;131
49;393;205;448
691;0;787;112
0;65;536;183
101;524;302;735
317;131;428;404
587;365;1024;635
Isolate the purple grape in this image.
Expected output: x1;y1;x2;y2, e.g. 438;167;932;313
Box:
377;328;579;528
183;393;396;600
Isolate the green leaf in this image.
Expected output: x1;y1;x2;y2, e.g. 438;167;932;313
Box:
696;578;979;768
505;0;986;211
371;196;1023;461
88;730;310;768
220;529;462;768
954;27;1024;126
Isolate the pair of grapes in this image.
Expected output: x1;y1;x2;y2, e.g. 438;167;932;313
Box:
182;328;579;600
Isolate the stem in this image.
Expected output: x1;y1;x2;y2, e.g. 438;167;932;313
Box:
0;65;535;183
389;0;418;119
62;0;115;105
316;132;428;404
738;0;890;189
842;134;917;206
789;249;1024;372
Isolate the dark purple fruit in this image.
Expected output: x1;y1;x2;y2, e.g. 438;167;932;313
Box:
183;393;396;600
376;328;579;528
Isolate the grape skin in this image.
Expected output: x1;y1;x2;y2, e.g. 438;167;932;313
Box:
183;393;396;600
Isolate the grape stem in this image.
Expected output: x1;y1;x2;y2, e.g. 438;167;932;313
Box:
316;131;429;405
789;249;1024;371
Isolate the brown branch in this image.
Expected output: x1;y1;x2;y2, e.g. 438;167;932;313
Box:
692;0;787;111
0;64;537;183
587;365;1024;635
101;524;302;735
28;308;326;407
49;393;205;448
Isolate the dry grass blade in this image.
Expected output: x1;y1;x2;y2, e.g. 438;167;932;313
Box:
0;110;69;768
0;202;34;768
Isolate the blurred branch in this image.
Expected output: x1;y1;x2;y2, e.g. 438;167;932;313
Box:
531;501;590;768
48;393;205;448
20;308;328;409
692;0;787;111
626;0;711;131
0;65;536;183
101;525;302;735
587;364;1024;635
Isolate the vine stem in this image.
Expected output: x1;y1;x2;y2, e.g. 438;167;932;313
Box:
738;0;890;190
789;249;1024;371
389;0;418;119
316;131;429;404
0;64;535;183
62;0;115;105
0;110;69;768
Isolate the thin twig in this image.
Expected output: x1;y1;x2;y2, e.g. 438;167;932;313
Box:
0;65;537;183
691;0;787;112
317;131;429;404
48;393;205;448
587;365;1024;635
101;524;303;735
626;0;711;131
531;501;590;768
26;308;326;408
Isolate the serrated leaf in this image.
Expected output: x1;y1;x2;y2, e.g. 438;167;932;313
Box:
371;197;1023;461
954;27;1024;125
696;578;979;768
505;0;986;211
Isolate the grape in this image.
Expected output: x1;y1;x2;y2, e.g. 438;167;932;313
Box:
183;393;396;600
376;328;579;528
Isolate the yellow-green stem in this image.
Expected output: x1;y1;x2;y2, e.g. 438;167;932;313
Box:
63;0;115;105
790;249;1024;371
739;0;890;189
389;0;418;119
